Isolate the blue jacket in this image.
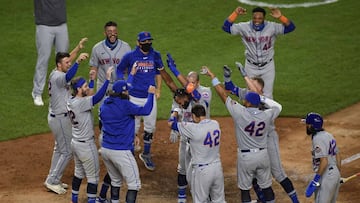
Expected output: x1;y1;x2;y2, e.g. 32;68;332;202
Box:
100;93;154;150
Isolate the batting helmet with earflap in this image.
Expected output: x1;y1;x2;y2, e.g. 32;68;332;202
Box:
304;112;323;130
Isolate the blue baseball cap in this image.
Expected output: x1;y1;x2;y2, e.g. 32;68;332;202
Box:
245;92;260;106
113;80;128;93
137;31;153;42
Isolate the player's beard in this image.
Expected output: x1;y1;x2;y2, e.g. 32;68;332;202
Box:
82;90;87;97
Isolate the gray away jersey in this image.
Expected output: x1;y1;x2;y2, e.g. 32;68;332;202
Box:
48;69;71;114
230;21;284;63
89;39;131;88
225;97;276;150
67;96;95;141
311;131;339;172
178;119;221;165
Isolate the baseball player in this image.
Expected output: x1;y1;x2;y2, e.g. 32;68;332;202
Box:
89;21;131;203
203;66;282;202
99;79;156;203
303;112;341;203
223;64;299;203
222;6;296;99
67;67;113;203
116;31;163;171
44;47;89;195
168;104;226;203
89;21;131;106
166;54;212;203
32;0;69;106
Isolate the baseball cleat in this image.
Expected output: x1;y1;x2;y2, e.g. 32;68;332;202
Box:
32;93;44;106
95;197;109;203
61;182;69;189
44;182;67;194
139;153;155;171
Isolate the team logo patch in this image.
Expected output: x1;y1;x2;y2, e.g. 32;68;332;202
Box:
202;92;209;99
314;145;322;154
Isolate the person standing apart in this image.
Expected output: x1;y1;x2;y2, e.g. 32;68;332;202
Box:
67;67;113;203
45;50;89;194
303;112;341;203
222;6;295;99
116;31;162;171
32;0;69;106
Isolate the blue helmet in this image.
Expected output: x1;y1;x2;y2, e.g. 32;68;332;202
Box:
305;112;323;130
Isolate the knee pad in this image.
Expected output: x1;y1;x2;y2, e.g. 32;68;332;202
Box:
111;186;120;200
178;174;188;187
126;190;138;203
262;187;275;201
72;176;82;191
143;131;153;142
87;182;97;195
240;189;251;202
280;177;295;194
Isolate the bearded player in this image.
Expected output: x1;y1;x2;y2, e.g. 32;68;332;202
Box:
89;21;131;203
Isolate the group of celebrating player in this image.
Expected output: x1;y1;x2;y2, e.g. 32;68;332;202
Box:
42;4;341;203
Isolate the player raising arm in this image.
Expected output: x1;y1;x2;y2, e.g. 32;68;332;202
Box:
223;64;300;203
67;67;113;203
202;66;282;203
222;6;295;99
168;104;226;203
99;80;155;203
44;50;89;195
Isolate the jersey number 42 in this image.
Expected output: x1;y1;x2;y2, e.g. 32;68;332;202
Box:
203;129;220;148
245;121;266;137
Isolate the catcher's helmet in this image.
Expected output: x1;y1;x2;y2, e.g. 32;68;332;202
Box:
304;112;323;130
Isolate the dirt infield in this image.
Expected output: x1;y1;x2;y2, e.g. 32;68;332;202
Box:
0;103;359;203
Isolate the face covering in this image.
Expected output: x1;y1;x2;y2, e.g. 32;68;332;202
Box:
252;23;265;31
140;43;152;52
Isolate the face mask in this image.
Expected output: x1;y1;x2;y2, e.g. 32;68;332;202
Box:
252;23;265;31
140;43;152;52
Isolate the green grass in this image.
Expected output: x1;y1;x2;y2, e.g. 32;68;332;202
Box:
1;0;359;140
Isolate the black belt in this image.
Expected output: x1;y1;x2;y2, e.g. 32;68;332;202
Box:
241;148;265;153
75;138;94;143
50;113;68;117
198;163;209;167
247;58;272;67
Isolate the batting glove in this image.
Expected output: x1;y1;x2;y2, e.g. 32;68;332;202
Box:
305;174;321;197
166;53;180;77
169;130;179;143
223;65;232;78
235;61;247;77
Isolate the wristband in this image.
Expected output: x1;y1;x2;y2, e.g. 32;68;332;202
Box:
89;80;95;88
211;77;221;86
228;11;239;22
278;15;289;24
